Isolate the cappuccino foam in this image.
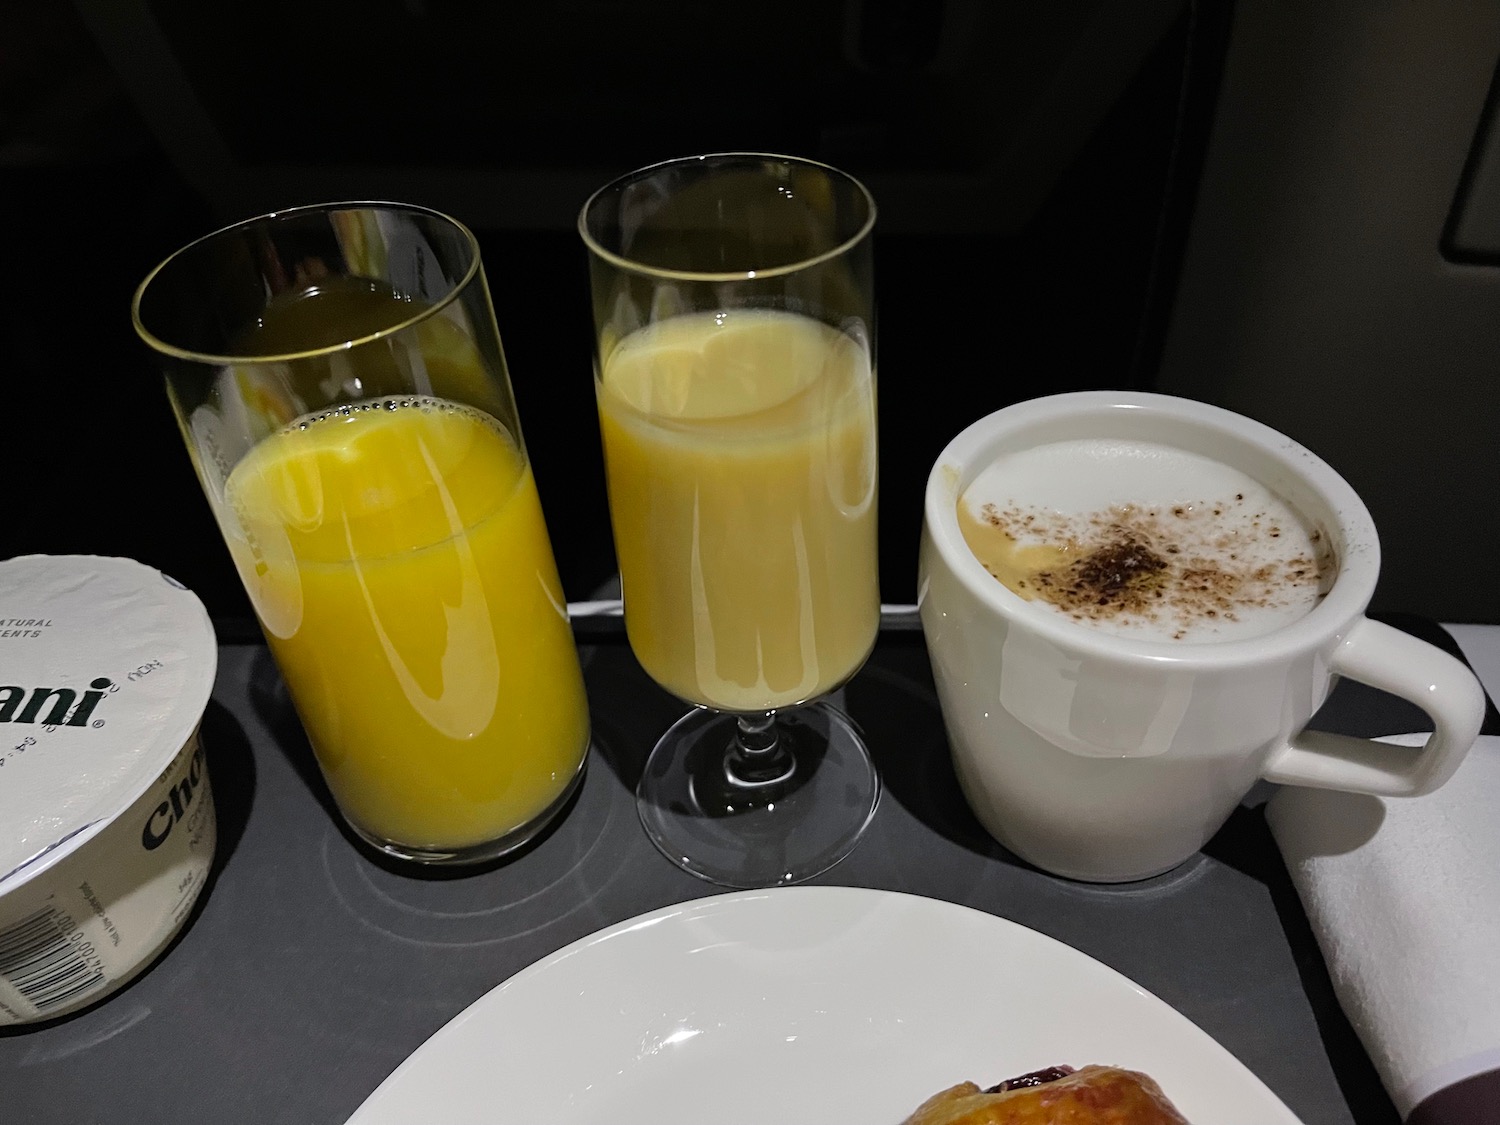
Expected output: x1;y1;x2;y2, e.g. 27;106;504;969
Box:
956;438;1334;642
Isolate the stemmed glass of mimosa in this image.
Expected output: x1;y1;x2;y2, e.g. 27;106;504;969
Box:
579;153;881;888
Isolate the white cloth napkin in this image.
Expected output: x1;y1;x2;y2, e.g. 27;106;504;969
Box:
1266;735;1500;1121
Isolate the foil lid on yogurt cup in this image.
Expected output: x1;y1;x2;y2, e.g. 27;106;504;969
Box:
0;555;218;891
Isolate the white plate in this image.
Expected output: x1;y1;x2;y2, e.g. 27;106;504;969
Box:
346;886;1303;1124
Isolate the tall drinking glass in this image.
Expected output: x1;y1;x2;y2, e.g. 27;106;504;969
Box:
580;154;881;887
134;202;591;866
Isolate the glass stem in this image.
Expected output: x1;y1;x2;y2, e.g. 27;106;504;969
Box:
725;711;796;790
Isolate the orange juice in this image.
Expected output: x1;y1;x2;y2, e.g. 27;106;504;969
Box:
597;308;879;712
222;397;590;850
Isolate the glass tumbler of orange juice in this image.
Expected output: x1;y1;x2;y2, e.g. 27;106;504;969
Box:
134;202;590;865
581;154;881;888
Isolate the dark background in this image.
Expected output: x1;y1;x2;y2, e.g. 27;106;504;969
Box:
5;2;1497;628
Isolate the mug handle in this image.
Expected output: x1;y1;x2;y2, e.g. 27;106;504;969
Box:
1261;618;1487;796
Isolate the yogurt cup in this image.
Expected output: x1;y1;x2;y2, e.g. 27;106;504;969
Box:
0;555;218;1024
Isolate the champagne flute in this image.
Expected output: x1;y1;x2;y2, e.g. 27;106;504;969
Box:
579;153;881;887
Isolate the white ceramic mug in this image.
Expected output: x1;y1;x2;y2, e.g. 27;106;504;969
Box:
918;391;1487;883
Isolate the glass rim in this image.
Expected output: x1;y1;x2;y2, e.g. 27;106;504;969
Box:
576;152;877;283
131;199;483;366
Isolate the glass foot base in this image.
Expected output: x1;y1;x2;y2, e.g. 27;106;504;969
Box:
344;758;587;867
636;702;880;888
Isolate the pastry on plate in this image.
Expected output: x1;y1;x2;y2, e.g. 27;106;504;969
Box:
901;1063;1191;1124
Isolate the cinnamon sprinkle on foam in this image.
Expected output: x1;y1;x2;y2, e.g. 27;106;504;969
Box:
972;496;1333;639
